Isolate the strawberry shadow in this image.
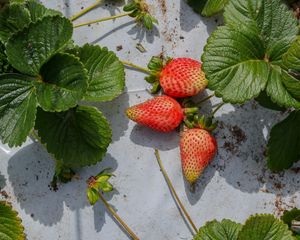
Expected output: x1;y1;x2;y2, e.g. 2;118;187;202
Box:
130;125;180;151
7;143;119;228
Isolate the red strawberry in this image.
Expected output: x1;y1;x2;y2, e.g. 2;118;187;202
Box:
126;96;184;132
159;58;207;98
180;128;217;184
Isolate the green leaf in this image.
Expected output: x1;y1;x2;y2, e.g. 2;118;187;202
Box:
284;37;300;76
35;105;112;168
203;25;269;103
0;42;13;73
282;208;300;228
267;111;300;171
0;73;37;147
99;181;113;192
238;214;294;240
202;0;300;108
87;188;99;205
187;0;229;17
255;91;286;111
0;3;31;43
34;53;88;112
6;16;73;76
194;219;242;240
25;0;62;22
68;44;125;102
0;201;25;240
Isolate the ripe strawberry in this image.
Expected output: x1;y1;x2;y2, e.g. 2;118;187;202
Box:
126;96;184;132
159;58;208;98
180;128;217;184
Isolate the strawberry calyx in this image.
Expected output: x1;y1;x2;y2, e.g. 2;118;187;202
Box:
183;114;218;132
145;56;172;93
123;0;158;30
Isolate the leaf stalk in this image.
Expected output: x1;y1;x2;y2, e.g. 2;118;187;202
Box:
73;12;131;28
196;94;215;105
154;149;198;235
70;0;103;21
98;192;140;240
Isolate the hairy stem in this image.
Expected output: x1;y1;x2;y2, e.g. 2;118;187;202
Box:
211;102;225;117
154;149;198;235
196;94;215;105
73;12;131;28
98;192;140;240
70;0;103;21
121;60;152;74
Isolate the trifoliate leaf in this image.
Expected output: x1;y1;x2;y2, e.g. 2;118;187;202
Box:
194;219;242;240
0;3;31;43
238;214;294;240
187;0;229;17
87;188;99;205
34;53;88;112
6;16;73;76
282;208;300;228
25;0;61;22
0;73;37;147
35;105;112;168
202;0;300;108
283;37;300;77
0;201;25;240
68;44;125;102
267;111;300;171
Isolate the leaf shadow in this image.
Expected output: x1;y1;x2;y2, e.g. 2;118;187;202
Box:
126;24;160;44
212;102;300;196
90;91;130;143
102;0;126;16
7;143;119;226
0;172;5;191
92;190;133;239
179;0;223;34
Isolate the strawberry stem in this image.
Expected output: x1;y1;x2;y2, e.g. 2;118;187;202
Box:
70;0;103;21
211;102;225;117
73;12;131;28
121;60;152;74
196;94;215;105
98;192;140;240
154;149;198;235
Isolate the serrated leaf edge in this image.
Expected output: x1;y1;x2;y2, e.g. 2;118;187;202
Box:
0;201;26;240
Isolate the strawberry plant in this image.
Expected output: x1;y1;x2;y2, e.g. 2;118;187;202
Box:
194;214;294;240
202;0;300;171
0;0;125;182
0;201;25;240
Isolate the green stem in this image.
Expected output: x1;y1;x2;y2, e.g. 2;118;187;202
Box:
211;102;225;117
121;60;152;74
196;94;215;105
98;192;140;240
70;0;103;21
154;149;198;235
73;12;131;28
